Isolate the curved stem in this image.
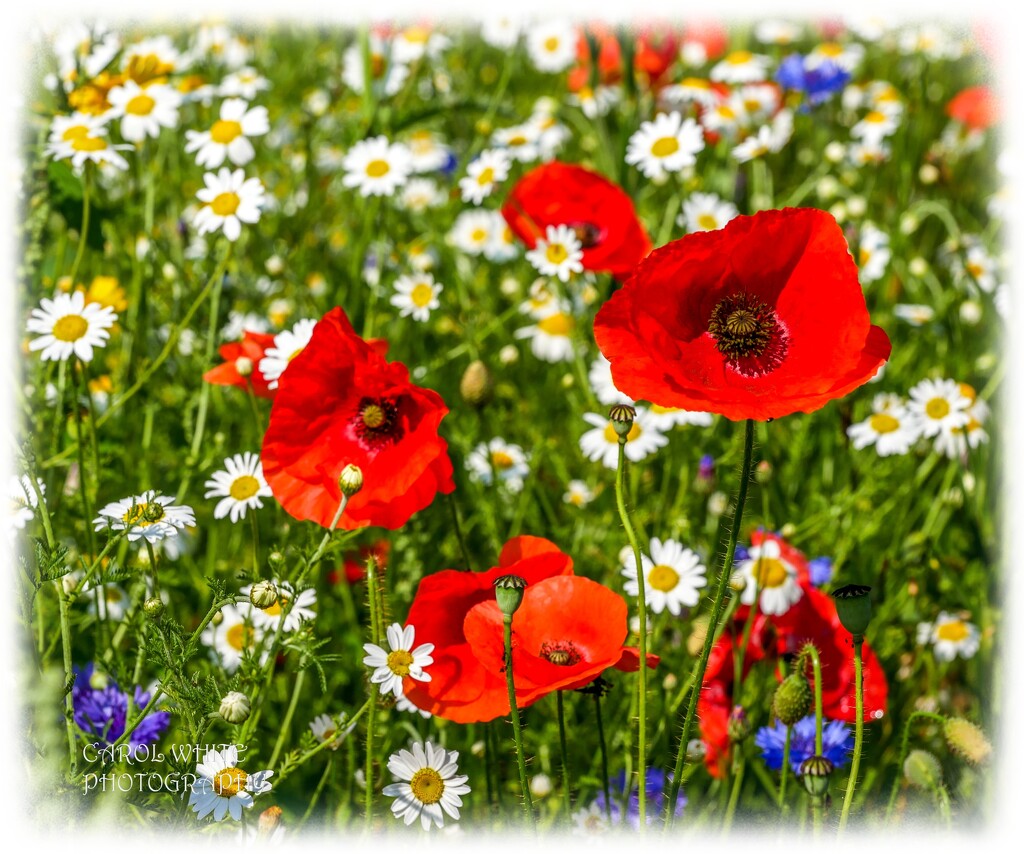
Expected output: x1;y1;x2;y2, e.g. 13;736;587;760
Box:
722;751;745;832
838;637;864;834
665;418;755;829
885;710;946;820
363;551;383;834
803;643;824;756
268;666;305;771
503;613;536;830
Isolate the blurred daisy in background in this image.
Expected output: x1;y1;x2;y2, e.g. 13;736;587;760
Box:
185;98;269;167
515;304;577;362
711;50;772;83
391;272;443;321
906;377;972;438
201;603;264;673
917;612;981;661
525;20;578;72
107;80;182;142
459;148;511;205
466;438;531;493
563;480;595;507
342;135;413;197
733;537;803;616
626;111;705;178
525;224;584;282
193;167;266;241
679;192;739;233
847;395;920;456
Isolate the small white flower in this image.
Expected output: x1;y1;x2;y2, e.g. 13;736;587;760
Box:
626;111;704;178
194;167;265;242
563;480;595;507
515;305;577;363
858;224;891;283
259;318;318;390
342;36;409;98
93;490;195;543
622;537;708;616
481;15;526;49
363;623;434;698
568;84;620;118
710;50;772;84
525;224;584;282
466;438;530;493
382;741;471;830
399;177;447;212
203;452;272;522
185;98;269;168
733;538;803;617
449;209;497;255
918;612;981;661
391;26;451;65
572;801;611;835
47;126;130;171
309;712;352;749
7;475;45;536
851;109;899;142
459;149;511;205
27;290;117;363
189;744;273;822
660;77;719;110
679;192;739;233
847;396;921;456
732;110;793;163
492;122;542;163
589;354;633;406
107;80;182;142
219;67;270;100
391;273;443;321
406;129;453;174
525;20;578;72
755;20;802;45
906;378;972;439
342;135;413;197
396;694;433;719
201;603;265;673
806;41;864;72
894;304;935;326
933;386;989;459
579;408;668;470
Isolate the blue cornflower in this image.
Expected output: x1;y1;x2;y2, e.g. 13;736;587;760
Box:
755;715;853;773
593;768;686;828
72;663;170;757
775;54;850;107
809;557;834;587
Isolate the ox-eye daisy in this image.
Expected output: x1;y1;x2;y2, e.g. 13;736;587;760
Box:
194;168;265;242
363;623;434;699
383;741;471;830
449;210;496;256
858;224;891;283
107;80;182;142
259;318;318;389
917;612;981;661
622;537;708;616
189;744;273;822
679;192;739;233
579;408;668;470
515;305;577;362
203;452;272;522
644;403;713;430
342;135;413;197
201;603;264;673
48;128;130;171
525;224;584;282
711;50;772;84
27;290;117;363
391;273;443;322
847;395;920;456
906;378;972;438
563;480;595;507
185;98;269;168
93;490;195;543
309;712;351;749
734;538;803;616
626;111;704;179
466;438;531;493
459;149;511;205
525;20;578;73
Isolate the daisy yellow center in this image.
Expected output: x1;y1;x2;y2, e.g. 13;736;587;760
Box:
404;27;429;44
491;450;515;470
651;136;680;157
859;247;872;265
817;42;844;57
125;93;156;116
261;595;288;617
52;314;89;342
717;105;736;120
62;125;91;141
210;192;240;217
370;54;386;78
410;283;434;307
959;383;977;402
753;557;789;589
387;649;414;676
544;36;560;52
320;727;336;740
864;111;888;124
728;50;753;64
966;262;984;278
230;475;260;500
936;621;969;642
538;312;574;336
210;119;243;144
506;134;528;147
212;767;247;797
106;588;123;602
925;398;950;420
476;166;495;185
743;99;761;112
71;136;108;152
225;622;255;651
648;563;680;592
682;77;709;89
545;242;569;264
605;421;641;443
697;213;719;230
470;228;488;242
365;159;390;177
122;502;165;527
409;768;445;805
868;413;900;434
650;404;680;415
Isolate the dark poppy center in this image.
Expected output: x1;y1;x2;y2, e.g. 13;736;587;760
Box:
568;221;603;249
354;396;402;448
706;292;790;378
540;640;582;666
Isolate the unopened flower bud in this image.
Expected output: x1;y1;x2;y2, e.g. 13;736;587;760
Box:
904;749;943;789
755;460;773;484
831;583;873;637
471;740;485;758
250;580;279;610
943;717;992;765
219;691;251;724
494;574;527;617
686;738;707;761
143;597;165;620
258;805;283;835
799;755;834;797
339;464;364;497
773;670;813;726
499;344;519;364
919;163;940;185
234;357;253;377
728;705;750;743
459;360;494;408
779;522;797;539
530;773;553;798
608;404;636;441
89;670;110;690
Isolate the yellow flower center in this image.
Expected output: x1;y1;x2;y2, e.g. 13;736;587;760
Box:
365;159;390;177
230;475;260;501
491;450;515;470
650;136;680;157
225;622;256;651
476;166;495;185
52;314;89;342
868;413;900;434
105;587;123;602
859;247;872;265
604;421;641;444
544;36;560;52
925;398;951;420
125;93;156;116
362;404;386;429
717;105;736;120
410;283;435;307
545;242;569;264
62;124;91;141
210;192;241;217
648;563;680;593
71;136;108;152
261;594;289;617
387;649;414;676
538;312;574;336
122;502;165;527
727;50;753;64
403;27;430;44
753;557;789;589
936;621;969;642
865;111;888;124
506;134;528;147
649;404;680;415
681;77;710;89
212;767;248;797
470;228;488;243
210;119;243;144
817;42;844;57
697;213;719;230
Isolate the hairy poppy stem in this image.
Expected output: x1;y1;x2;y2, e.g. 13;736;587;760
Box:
556;691;572;817
665;418;755;830
502;613;536;830
802;642;824;756
884;710;947;821
614;438;649;828
779;726;792;816
593;692;613;821
364;554;383;834
837;636;864;834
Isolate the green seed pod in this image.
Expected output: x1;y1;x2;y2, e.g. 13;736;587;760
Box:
493;574;527;617
904;749;943;790
799;755;834;797
831;584;873;637
608;404;636;440
773;671;813;726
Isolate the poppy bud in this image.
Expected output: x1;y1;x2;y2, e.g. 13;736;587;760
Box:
459;360;494;408
773;670;812;726
943;717;992;765
831;583;873;637
799;755;834;797
728;705;750;743
493;574;527;617
339;464;364;497
143;597;165;620
250;580;279;610
219;691;251;724
904;749;943;789
608;404;636;440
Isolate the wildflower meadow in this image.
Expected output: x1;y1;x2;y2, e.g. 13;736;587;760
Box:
8;11;1012;843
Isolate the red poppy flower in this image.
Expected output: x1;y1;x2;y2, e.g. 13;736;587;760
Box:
594;207;892;421
260;307;454;530
402;536;574;723
567;24;622;92
946;86;999;131
204;330;276;399
502;162;652;280
327;540;391;585
634;27;679;87
615;646;661;672
682;21;728;61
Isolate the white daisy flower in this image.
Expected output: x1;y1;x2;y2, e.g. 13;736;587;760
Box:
917;612;981;661
626;111;705;179
342;36;409;98
391;26;451;65
525;224;584;282
391;272;443;321
85;583;131;621
363;623;434;699
848;140;891;167
700;97;748;136
515;306;577;362
528;110;571;160
710;50;772;84
568;84;620;118
192;25;252;68
734;538;803;616
7;475;44;535
259;318;318;389
203;452;272;522
520;279;560;320
309;712;351;749
466;438;531;493
221;310;270;339
906;378;972;439
563;480;595;507
754;20;802;45
492;122;543;163
736;84;781;121
93;489;196;543
106;80;182;142
184;98;269;168
806;41;865;72
525;20;578;73
894;304;935;326
242;580;316;632
202;603;265;673
847;397;921;456
858;224;891;283
660;77;719;111
481;15;526;49
622;537;708;616
122;36;184;79
579;408;668;470
732;109;793;163
959;244;998;294
54;22;121;86
459;149;511;205
47;112;110;147
485;218;520;262
399;177;447;212
342;135;413;197
382;741;471;831
395;694;432;719
449;209;497;256
47;127;130;171
589;354;633;406
851;109;899;143
644;403;713;430
194;167;265;242
405;129;453;174
189;744;273;822
219;67;270;100
27;290;117;363
933;386;989;459
679;192;739;233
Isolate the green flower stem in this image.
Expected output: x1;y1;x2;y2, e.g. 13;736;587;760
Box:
665;418;755;829
447;493;474;571
594;691;613;822
811;792;824;836
275;696;372;786
837;636;864;835
884;710;946;820
723;749;745;832
802;643;824;755
779;726;792;816
249;511;261;579
614;439;649;828
363;550;383;834
67;164;91;286
503;612;536;830
268;665;305;771
556;690;572;817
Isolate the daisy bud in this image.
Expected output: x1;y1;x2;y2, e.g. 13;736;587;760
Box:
250;580;280;610
500;277;520;297
908;257;929;277
219;690;251;724
919;163;940;185
268;551;286;570
900;213;920;235
831;583;873;637
89;670;110;690
258;805;283;835
561;373;574;389
847;196;867;218
799;755;834;797
339;464;364;497
904;749;943;790
459;360;494;408
728;705;750;743
499;344;519;365
608;404;637;441
779;522;797;539
686;738;707;761
234;356;254;377
494;574;527;617
943;717;992;765
530;773;553;798
773;669;813;726
143;597;165;620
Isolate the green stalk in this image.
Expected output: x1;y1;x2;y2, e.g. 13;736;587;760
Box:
805;643;825;835
722;750;745;832
556;691;572;817
665;418;756;829
363;551;382;834
779;726;792;816
837;637;864;834
503;613;536;829
268;666;305;771
885;710;946;820
594;691;613;821
67;164;91;286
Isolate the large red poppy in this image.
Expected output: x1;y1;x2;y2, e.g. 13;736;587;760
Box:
260;307;454;530
402;536;575;723
501;162;652;280
204;330;276;399
946;86;999;131
594;207;892;421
